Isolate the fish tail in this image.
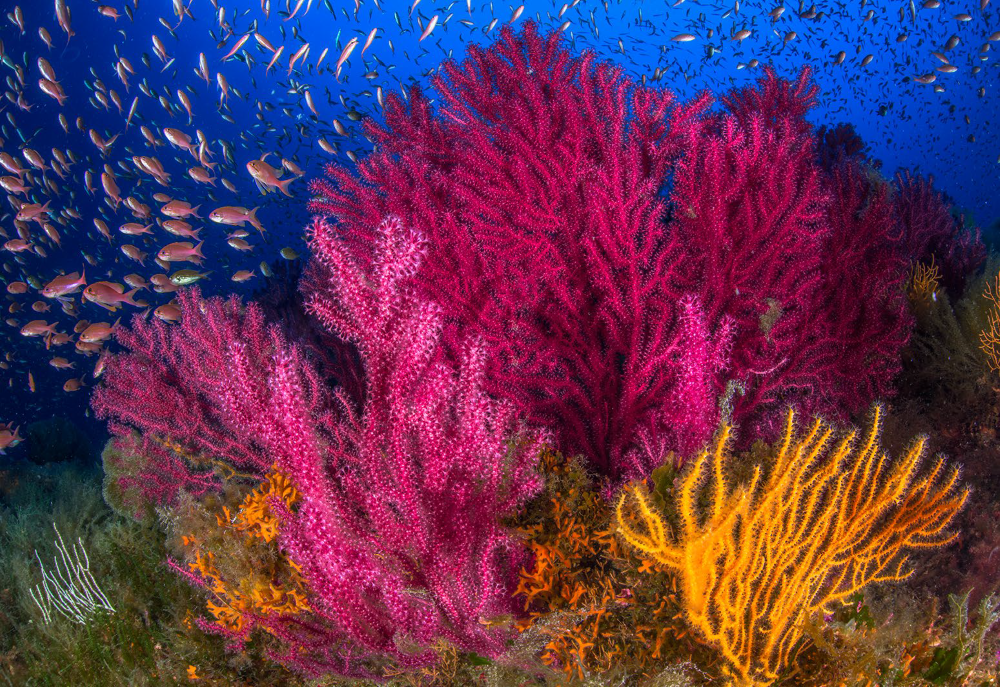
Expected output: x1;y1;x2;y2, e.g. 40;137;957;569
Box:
278;177;295;196
248;206;263;231
123;288;141;306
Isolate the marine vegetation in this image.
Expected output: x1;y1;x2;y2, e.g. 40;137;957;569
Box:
4;20;1000;687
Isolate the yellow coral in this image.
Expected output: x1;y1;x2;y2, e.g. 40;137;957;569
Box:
909;257;941;303
980;268;1000;374
615;406;967;686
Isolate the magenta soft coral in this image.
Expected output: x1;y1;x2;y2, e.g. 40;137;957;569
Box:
815;157;913;415
91;288;337;505
894;169;984;295
272;215;549;676
669;67;917;438
308;26;981;472
94;218;550;679
668;68;831;438
307;22;721;486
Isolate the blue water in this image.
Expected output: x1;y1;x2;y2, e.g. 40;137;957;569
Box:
0;0;997;461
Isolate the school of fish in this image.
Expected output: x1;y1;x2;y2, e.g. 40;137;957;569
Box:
0;0;995;432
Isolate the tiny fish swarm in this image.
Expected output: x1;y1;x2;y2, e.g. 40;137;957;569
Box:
615;406;967;686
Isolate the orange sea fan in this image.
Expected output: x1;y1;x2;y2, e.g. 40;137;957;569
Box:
616;406;967;686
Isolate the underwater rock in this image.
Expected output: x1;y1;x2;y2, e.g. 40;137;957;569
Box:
24;416;93;466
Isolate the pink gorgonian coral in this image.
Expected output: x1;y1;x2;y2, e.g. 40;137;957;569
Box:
93;217;550;680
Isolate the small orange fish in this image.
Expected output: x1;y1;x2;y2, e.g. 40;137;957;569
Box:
247;159;295;196
75;340;103;355
158;241;206;265
161;199;201;218
16;201;51;222
39;78;67;105
55;0;75;42
20;320;60;337
93;351;111;378
221;33;250;61
79;320;118;343
163;127;197;156
121;244;148;265
119;222;154;236
161;219;200;239
42;270;86;299
335;37;359;82
83;282;142;311
154;303;182;322
3;238;33;252
419;14;439;41
101;172;121;206
209;206;263;233
188;167;216;185
124;274;150;290
39;27;54;49
0;153;27;175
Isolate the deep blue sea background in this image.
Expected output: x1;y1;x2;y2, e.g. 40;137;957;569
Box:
0;0;997;466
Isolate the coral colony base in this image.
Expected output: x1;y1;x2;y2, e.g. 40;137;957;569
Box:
4;21;1000;687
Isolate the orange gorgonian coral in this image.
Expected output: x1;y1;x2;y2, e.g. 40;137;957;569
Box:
220;465;300;543
511;447;697;682
980;267;1000;374
615;406;967;686
909;256;941;304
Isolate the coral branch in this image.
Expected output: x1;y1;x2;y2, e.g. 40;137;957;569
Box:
616;406;967;685
272;215;550;677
